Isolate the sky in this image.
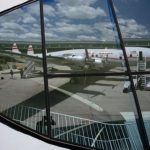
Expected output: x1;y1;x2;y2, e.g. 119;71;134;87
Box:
0;0;149;41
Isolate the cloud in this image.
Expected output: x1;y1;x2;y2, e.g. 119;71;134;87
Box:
0;0;149;41
23;15;37;24
57;5;106;19
118;18;150;38
44;4;56;17
55;0;106;20
54;22;94;34
20;33;41;40
55;0;97;6
26;3;40;17
119;0;139;3
77;35;97;40
0;33;18;40
1;22;27;33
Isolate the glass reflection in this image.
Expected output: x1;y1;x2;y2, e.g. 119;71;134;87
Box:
136;74;150;143
0;2;48;135
43;0;127;73
48;76;143;149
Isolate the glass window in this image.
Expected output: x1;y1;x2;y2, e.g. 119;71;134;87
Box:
0;1;48;136
136;73;150;143
44;0;127;74
48;76;143;149
0;0;149;149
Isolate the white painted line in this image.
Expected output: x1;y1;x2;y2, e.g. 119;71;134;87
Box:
49;85;103;112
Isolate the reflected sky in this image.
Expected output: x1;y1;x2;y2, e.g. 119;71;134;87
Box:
0;0;149;41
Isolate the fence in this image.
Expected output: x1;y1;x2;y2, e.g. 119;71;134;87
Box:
1;104;149;149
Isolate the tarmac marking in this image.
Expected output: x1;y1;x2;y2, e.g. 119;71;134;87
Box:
49;85;103;112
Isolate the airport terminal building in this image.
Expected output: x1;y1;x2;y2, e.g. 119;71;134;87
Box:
0;0;150;150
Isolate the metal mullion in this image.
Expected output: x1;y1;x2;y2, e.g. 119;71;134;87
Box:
39;0;51;138
47;71;150;79
108;0;150;149
0;0;38;16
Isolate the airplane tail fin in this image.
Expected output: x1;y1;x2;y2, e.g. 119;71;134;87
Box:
12;42;20;53
27;44;34;55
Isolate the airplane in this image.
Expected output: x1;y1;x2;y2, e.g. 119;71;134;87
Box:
45;46;150;69
9;43;150;70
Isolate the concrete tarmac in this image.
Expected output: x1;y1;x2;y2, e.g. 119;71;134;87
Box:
1;69;150;122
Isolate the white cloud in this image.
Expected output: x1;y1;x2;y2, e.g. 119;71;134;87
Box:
0;32;18;40
44;4;56;17
77;35;97;40
119;0;139;3
23;15;37;24
26;3;40;17
33;24;40;28
94;22;117;41
0;0;149;41
1;22;27;33
45;33;58;39
54;22;94;34
55;0;97;6
20;33;41;40
118;18;150;38
57;5;106;19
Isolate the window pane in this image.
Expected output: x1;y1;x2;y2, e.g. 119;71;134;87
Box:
48;76;143;149
136;73;150;145
44;0;128;74
0;2;48;136
114;0;150;73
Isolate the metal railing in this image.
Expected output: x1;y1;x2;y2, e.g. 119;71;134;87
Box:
1;104;150;149
23;61;35;78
